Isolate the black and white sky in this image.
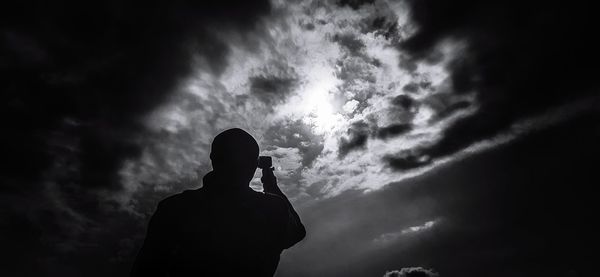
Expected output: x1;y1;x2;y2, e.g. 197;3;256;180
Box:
2;0;599;276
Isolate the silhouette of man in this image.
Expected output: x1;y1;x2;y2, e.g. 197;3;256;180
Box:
131;128;306;276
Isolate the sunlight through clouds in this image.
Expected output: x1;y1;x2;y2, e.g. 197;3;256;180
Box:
121;0;482;204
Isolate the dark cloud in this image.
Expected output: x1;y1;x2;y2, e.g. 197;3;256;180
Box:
263;119;325;167
250;61;299;105
422;93;472;122
251;78;299;107
433;101;471;121
337;0;376;10
398;56;419;73
300;21;316;31
394;0;600;165
383;152;430;170
368;16;399;40
372;95;416;141
402;81;431;94
391;95;416;110
1;0;271;275
402;83;420;93
337;95;416;149
377;124;413;140
250;75;298;104
338;120;372;157
383;267;439;277
334;33;366;56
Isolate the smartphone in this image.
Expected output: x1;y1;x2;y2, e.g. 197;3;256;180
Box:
257;156;272;169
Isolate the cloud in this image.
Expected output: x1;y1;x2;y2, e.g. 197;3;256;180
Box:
249;61;300;105
373;220;438;246
383;267;439;277
338;0;376;10
401;220;436;234
253;146;304;193
383;151;431;171
338;120;372;157
250;75;298;103
334;33;366;56
262;119;325;167
396;0;600;162
376;124;413;140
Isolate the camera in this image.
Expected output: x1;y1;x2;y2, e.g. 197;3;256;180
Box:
257;156;272;169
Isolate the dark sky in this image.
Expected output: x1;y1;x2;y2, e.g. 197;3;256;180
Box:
279;110;599;276
1;0;598;276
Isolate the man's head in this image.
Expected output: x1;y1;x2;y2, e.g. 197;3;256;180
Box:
210;128;259;185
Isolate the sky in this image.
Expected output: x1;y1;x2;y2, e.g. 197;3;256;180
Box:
1;0;599;276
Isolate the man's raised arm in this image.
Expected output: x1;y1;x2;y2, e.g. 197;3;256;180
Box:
261;167;307;249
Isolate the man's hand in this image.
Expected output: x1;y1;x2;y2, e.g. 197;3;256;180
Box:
261;167;280;194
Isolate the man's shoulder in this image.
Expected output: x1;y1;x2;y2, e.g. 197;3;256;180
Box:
157;188;286;210
157;189;203;209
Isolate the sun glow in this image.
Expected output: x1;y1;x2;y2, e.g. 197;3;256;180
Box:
274;63;344;134
299;69;343;134
301;89;343;134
